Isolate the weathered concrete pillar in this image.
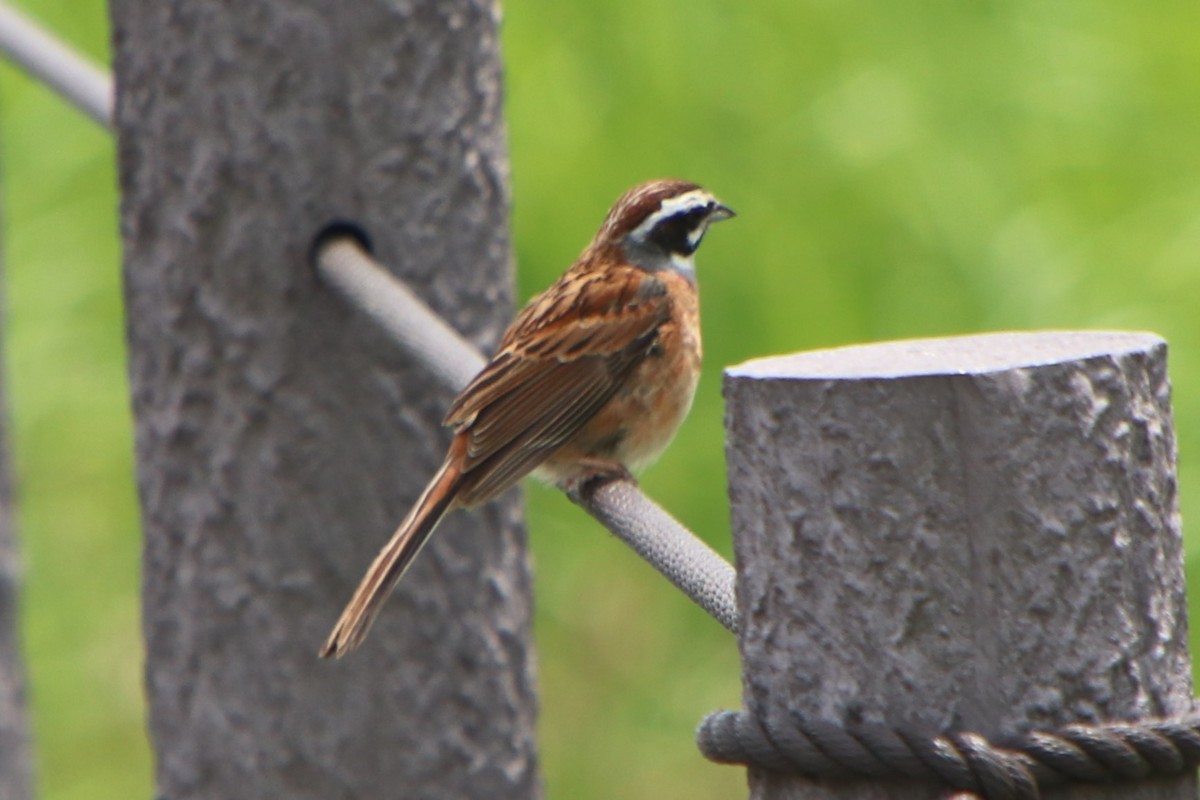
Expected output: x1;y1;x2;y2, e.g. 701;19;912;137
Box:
110;1;538;797
724;331;1192;799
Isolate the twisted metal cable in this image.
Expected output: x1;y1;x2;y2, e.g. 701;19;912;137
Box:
697;708;1200;798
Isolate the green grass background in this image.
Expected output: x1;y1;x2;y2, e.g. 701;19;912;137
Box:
1;1;1198;798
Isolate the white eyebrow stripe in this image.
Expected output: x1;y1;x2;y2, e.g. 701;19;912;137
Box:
629;190;715;240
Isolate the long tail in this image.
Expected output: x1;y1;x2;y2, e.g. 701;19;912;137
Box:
320;459;461;658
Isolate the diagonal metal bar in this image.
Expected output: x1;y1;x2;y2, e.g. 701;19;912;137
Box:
316;236;486;392
566;478;739;633
315;236;739;634
0;1;112;129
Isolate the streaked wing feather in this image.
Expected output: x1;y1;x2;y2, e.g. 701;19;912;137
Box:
444;267;667;504
464;356;612;467
522;345;648;450
455;441;555;506
456;348;646;505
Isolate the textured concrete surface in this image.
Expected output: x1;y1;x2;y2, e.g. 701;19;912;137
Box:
110;2;538;797
724;331;1193;799
0;219;30;800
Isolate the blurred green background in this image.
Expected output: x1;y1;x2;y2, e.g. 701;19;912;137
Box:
1;0;1198;798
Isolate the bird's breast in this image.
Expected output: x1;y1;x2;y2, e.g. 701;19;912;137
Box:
551;271;701;475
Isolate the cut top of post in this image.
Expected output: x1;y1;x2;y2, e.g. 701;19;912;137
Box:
729;330;1166;380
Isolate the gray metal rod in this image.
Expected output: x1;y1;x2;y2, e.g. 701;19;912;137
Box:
568;479;738;634
316;237;485;393
0;2;112;128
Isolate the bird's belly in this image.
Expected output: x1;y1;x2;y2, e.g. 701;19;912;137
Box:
538;309;701;481
605;348;701;471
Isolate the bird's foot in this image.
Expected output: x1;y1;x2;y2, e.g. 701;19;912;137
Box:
560;460;637;504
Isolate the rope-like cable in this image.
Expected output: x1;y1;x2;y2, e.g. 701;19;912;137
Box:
697;708;1200;798
0;2;112;129
314;236;740;634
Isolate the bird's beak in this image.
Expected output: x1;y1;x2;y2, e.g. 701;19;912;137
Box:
709;203;736;223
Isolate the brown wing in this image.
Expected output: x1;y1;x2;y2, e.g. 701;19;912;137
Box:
443;264;667;504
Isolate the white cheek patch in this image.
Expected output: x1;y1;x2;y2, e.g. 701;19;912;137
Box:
670;253;696;277
629;190;715;241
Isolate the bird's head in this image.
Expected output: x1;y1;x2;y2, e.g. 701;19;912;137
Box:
596;178;734;277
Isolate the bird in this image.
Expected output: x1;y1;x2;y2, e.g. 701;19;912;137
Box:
320;178;734;658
